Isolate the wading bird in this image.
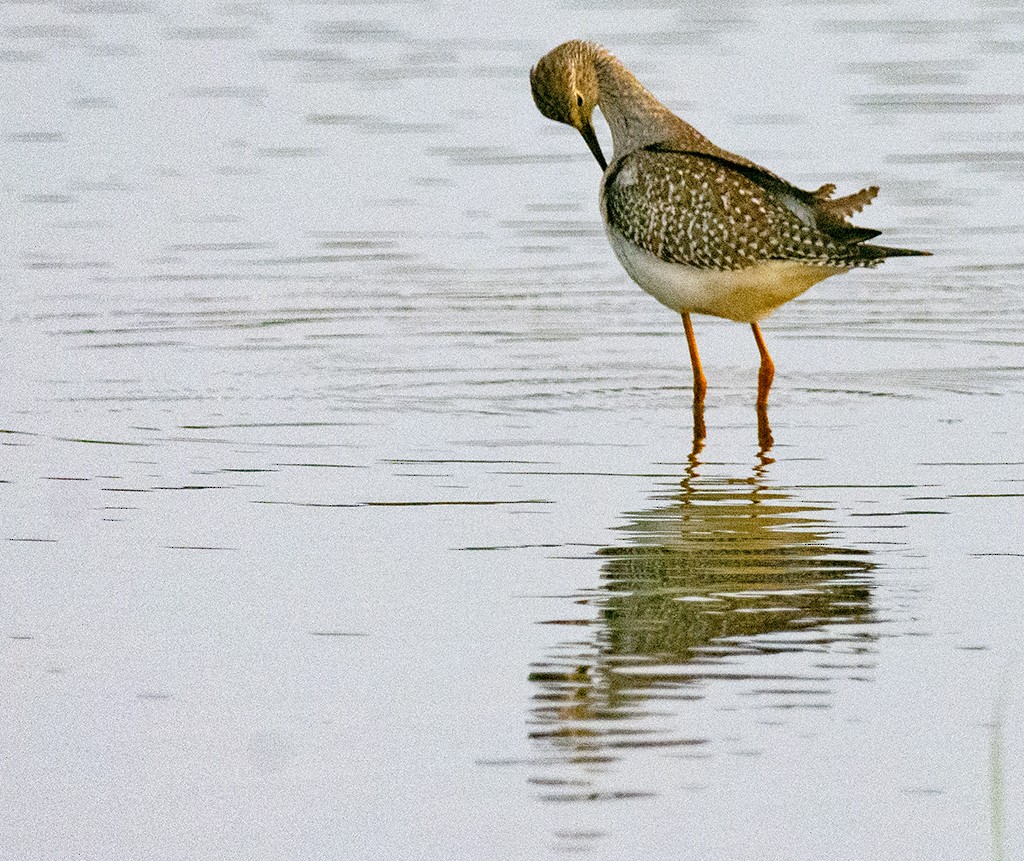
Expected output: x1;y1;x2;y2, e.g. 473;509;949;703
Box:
530;40;928;447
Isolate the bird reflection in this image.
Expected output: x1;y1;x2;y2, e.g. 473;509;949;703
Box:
528;453;874;766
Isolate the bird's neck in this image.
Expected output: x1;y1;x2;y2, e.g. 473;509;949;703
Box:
592;52;720;162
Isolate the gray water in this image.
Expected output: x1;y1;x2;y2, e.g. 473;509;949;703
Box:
2;0;1023;858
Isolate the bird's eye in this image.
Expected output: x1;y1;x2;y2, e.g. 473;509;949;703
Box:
576;94;584;107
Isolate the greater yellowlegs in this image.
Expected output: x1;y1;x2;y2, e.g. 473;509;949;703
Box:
530;40;928;441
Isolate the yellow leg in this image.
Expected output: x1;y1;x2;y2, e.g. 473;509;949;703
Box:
682;313;707;403
682;313;706;443
751;322;774;408
751;322;774;452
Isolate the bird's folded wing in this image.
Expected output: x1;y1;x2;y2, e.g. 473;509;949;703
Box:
602;148;879;270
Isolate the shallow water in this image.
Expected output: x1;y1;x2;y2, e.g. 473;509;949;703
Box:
2;0;1023;858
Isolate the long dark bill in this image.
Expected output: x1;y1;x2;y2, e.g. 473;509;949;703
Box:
579;121;607;171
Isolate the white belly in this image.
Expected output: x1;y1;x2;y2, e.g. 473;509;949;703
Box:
606;228;847;323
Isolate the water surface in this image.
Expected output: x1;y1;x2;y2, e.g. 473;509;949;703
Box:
2;0;1022;858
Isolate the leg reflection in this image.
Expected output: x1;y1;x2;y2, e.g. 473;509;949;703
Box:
692;397;706;450
686;418;704;485
757;402;774;458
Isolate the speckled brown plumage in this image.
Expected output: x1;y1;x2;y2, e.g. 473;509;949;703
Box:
602;147;890;271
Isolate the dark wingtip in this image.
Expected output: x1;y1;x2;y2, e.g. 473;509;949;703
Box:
828;224;881;244
858;244;932;260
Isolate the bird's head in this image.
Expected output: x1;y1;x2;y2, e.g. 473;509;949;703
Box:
530;40;607;170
